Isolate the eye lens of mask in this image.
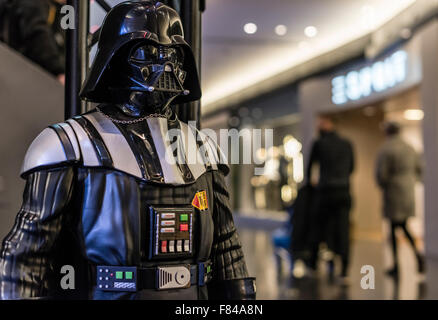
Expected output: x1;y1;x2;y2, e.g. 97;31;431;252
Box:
130;45;157;62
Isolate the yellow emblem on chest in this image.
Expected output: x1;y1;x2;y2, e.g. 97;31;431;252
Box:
192;191;208;211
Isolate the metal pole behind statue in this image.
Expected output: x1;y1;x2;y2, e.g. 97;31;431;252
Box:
64;0;80;120
79;0;90;114
177;0;204;129
65;0;90;120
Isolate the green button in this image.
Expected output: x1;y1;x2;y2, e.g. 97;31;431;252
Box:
125;272;133;280
180;214;188;222
207;266;211;273
115;271;123;280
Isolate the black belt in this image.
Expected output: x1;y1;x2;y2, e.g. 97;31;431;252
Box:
94;261;212;292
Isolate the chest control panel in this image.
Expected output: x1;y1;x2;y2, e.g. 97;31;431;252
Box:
148;206;194;259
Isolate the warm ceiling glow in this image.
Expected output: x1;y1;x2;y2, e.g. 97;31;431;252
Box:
243;22;258;34
404;109;424;121
275;24;288;36
202;0;417;110
298;41;310;51
361;5;377;30
304;25;318;38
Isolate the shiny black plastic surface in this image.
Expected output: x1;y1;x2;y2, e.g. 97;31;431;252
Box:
80;1;201;106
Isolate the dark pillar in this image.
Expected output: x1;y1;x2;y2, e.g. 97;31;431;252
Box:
172;0;204;128
65;0;90;119
79;0;90;113
64;0;80;120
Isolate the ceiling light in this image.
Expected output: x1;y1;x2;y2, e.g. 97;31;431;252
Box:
275;24;287;36
243;23;257;35
404;109;424;121
304;26;318;38
202;0;417;110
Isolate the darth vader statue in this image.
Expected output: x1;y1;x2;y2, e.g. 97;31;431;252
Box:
0;1;255;300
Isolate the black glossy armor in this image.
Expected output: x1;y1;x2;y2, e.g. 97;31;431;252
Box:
0;1;255;300
80;0;201;105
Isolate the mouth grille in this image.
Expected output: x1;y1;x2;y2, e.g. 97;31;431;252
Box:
156;71;181;92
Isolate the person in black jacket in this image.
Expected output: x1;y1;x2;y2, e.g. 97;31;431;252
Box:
306;115;354;284
0;0;65;83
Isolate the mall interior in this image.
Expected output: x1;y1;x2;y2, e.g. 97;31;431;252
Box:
2;0;438;300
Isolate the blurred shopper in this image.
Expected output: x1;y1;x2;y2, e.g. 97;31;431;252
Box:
289;184;315;266
0;0;66;84
376;122;425;277
306;115;354;283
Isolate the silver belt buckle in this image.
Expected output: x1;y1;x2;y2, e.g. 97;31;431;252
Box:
156;265;191;290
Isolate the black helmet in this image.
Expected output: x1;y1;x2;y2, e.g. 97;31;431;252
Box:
79;1;201;105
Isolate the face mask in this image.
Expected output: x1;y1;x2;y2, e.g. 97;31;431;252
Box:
109;43;190;109
127;44;188;94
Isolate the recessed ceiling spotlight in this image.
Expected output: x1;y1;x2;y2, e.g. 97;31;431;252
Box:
275;24;288;36
244;23;258;35
304;26;318;38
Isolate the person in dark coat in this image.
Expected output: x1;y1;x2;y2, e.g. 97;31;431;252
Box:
376;122;425;277
289;184;315;262
0;0;66;83
306;115;354;284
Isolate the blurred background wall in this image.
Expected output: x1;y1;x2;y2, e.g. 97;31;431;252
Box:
0;44;64;240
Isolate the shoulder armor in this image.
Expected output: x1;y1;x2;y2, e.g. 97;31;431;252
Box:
42;108;229;184
78;111;142;177
20;124;80;176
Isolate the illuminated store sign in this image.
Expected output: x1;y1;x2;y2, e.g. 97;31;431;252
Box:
331;50;408;105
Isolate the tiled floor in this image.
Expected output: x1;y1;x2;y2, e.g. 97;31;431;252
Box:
235;216;438;300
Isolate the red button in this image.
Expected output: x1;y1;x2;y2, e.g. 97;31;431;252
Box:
180;224;189;232
161;240;167;253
